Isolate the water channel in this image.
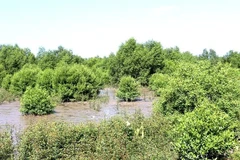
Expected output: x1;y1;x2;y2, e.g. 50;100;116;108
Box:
0;88;154;130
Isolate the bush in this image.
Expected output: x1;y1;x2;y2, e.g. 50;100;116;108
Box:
149;73;170;96
36;68;54;93
154;76;205;115
52;64;101;102
0;128;14;160
116;76;140;101
9;66;41;96
95;114;177;159
1;74;12;90
17;113;177;159
172;103;237;159
92;68;110;87
20;87;55;115
0;88;15;104
18;121;98;159
154;62;240;119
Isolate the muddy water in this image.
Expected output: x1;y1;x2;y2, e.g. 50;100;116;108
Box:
0;88;154;130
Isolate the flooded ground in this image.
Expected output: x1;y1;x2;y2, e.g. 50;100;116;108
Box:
0;88;155;130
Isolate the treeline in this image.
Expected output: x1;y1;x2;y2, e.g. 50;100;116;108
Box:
1;38;240;88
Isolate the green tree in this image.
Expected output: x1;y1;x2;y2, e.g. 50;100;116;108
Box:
37;46;83;70
116;76;140;101
172;103;237;159
53;64;101;102
149;73;170;96
0;64;7;86
109;38;165;85
223;50;240;68
36;68;54;93
1;74;12;90
109;38;138;83
20;87;55;115
84;56;111;85
154;61;240;119
0;45;35;84
9;65;41;96
199;48;219;64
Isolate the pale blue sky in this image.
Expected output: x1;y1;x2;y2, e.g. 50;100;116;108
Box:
0;0;239;57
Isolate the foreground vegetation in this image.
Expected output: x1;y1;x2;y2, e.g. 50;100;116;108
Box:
1;38;240;159
0;113;177;159
0;127;14;160
1;111;240;159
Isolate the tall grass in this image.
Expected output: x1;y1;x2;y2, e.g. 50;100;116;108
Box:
17;113;177;159
0;127;14;160
89;95;109;111
0;88;15;104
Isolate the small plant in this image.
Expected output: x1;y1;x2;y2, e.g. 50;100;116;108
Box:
0;128;14;159
116;76;140;101
89;95;109;111
172;103;237;159
20;87;55;115
0;88;15;104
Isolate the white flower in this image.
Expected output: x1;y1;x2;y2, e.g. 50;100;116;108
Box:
126;121;130;126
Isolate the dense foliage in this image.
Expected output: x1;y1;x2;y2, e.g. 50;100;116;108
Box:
9;65;41;96
52;64;102;102
17;113;176;160
36;68;54;93
172;104;237;159
0;45;35;85
36;46;83;70
116;76;140;101
149;73;169;96
109;38;166;85
153;61;240;119
20;87;55;115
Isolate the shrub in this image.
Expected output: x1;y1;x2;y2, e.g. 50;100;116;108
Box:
1;74;12;90
149;73;170;96
17;113;177;159
20;87;55;115
0;128;14;160
95;113;177;159
116;76;140;101
0;88;15;104
154;76;205;115
0;64;7;86
172;103;237;159
18;121;98;159
154;62;240;119
92;67;110;87
52;64;101;102
9;66;41;96
36;68;54;93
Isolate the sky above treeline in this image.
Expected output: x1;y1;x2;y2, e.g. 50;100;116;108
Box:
0;0;239;58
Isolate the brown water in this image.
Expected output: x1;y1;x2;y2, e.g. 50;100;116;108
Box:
0;88;154;130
